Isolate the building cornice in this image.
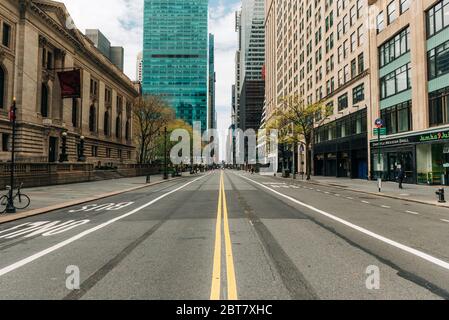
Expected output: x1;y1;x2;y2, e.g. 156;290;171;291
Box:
27;0;137;97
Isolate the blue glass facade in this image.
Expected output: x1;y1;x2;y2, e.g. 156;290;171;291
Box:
143;0;209;131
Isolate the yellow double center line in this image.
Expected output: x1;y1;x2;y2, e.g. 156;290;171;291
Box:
210;171;238;300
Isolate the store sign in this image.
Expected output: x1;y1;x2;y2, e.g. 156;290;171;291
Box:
419;130;449;142
371;129;449;148
371;137;412;148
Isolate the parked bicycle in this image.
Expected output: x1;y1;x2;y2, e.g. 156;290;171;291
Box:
0;183;31;213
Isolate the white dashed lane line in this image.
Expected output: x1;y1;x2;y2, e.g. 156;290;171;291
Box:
288;182;449;224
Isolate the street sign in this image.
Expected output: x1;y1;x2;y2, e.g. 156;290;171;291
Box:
375;118;384;128
373;128;387;136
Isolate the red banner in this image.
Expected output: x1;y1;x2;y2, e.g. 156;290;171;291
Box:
57;69;81;98
8;107;15;122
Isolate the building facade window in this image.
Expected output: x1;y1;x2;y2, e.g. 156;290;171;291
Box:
377;11;385;33
71;98;78;128
115;116;121;138
380;63;411;99
2;133;9;152
380;101;412;134
40;83;49;117
428;39;449;80
314;110;367;143
358;53;364;74
357;0;364;18
125;119;130;141
90;78;98;97
104;110;110;136
89;105;96;132
351;59;357;78
2;23;11;48
0;65;4;109
338;93;348;111
92;145;98;157
357;25;364;46
427;0;449;38
429;87;449;126
387;1;398;24
379;27;410;67
400;0;411;13
353;84;365;103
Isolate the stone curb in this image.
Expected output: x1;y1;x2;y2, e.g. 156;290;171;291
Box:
0;176;184;225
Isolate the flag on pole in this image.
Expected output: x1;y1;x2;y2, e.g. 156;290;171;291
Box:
57;69;81;98
8;100;16;122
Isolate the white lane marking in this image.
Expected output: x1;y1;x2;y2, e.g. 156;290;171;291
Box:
381;205;391;209
324;192;330;194
362;201;370;204
239;174;449;272
346;197;354;200
0;175;207;277
406;211;420;215
334;194;341;197
441;219;449;223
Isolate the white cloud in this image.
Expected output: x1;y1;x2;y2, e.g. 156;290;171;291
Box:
60;0;239;159
60;0;143;81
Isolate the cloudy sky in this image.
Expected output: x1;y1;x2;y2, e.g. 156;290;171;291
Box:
61;0;240;139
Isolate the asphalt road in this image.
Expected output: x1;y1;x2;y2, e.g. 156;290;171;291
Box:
0;170;448;300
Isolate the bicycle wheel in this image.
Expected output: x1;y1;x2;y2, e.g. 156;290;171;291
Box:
13;193;30;210
0;195;8;213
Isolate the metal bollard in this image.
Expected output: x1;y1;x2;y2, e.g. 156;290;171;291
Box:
436;188;446;203
146;175;151;184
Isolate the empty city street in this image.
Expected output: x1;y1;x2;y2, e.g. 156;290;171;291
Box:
0;170;448;300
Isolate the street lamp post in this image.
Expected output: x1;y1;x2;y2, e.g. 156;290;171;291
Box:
6;98;17;214
78;136;85;162
163;127;168;180
59;131;69;162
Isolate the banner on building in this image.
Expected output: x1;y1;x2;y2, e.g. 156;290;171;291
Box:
57;69;81;98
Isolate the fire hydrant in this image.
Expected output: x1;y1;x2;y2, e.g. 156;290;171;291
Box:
436;188;446;203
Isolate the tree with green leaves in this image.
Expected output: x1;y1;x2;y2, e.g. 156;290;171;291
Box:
267;94;332;180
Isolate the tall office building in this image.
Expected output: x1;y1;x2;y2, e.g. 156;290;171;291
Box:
369;0;449;185
208;34;216;129
85;29;124;71
142;0;209;131
233;0;265;132
136;51;143;83
265;0;370;179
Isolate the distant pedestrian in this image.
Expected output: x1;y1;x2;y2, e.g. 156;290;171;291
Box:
397;167;405;189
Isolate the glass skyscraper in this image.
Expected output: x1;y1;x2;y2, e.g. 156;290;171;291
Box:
142;0;209;131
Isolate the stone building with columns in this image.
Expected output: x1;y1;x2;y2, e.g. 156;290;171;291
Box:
0;0;138;165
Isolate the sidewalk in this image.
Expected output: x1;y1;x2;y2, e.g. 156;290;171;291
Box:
0;174;176;224
300;176;449;208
